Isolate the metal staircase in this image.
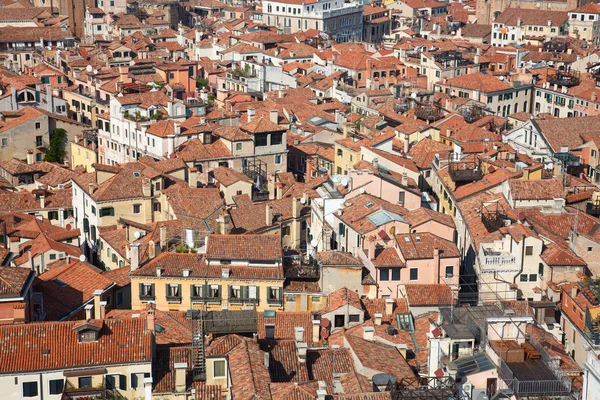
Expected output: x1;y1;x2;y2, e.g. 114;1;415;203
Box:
191;308;206;381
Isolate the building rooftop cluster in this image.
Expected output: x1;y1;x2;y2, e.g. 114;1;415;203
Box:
1;0;600;398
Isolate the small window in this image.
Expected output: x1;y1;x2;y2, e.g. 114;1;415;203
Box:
23;382;38;398
445;266;453;278
588;246;593;253
49;379;64;395
213;360;226;378
380;268;390;281
349;314;360;322
78;377;92;389
529;274;537;282
391;268;400;281
236;142;242;151
525;246;533;256
1;138;7;146
409;268;418;281
35;122;41;129
49;253;56;260
311;296;320;303
520;274;528;282
133;204;141;214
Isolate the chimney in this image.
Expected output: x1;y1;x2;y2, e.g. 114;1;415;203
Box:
402;172;408;187
297;342;308;363
84;304;93;320
160;225;167;250
146;302;156;331
195;29;201;43
374;313;383;326
248;108;256;122
217;214;231;234
433;248;440;282
367;235;376;259
93;289;103;319
39;195;45;209
144;377;153;400
270;109;278;124
26;151;34;165
266;204;273;226
142;178;151;197
333;373;344;394
46;84;54;112
363;326;375;341
312;319;320;343
343;123;350;138
148;240;156;259
278;89;284;98
294;327;305;343
317;389;327;400
571;285;578;298
263;351;270;368
175;363;188;392
99;300;107;319
292;197;300;219
385;298;394;316
592;92;597;102
404;133;410;153
372;158;379;170
396;343;408;358
130;243;140;272
174;122;181;135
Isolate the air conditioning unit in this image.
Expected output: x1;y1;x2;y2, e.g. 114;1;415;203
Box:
58;252;66;259
472;389;489;400
461;382;473;399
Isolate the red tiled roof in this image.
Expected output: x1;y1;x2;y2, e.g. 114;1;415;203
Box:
0;266;33;297
395;233;459;260
0;318;151;373
403;284;454;306
206;234;282;262
508;178;564;200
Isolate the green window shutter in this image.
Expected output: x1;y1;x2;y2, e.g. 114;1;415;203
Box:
190;284;196;298
242;286;248;300
178;284;182;297
339;223;345;235
165;283;170;297
217;284;222;299
203;284;209;299
139;283;144;297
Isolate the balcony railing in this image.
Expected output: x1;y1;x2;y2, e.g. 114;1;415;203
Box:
482;254;517;266
498;355;571;395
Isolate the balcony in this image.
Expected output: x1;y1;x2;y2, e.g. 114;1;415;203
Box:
499;358;571;395
547;69;580;88
447;153;483;183
479;248;519;272
187;309;257;334
61;377;122;400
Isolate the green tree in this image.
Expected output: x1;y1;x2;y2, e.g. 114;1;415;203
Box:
44;128;67;163
196;76;209;89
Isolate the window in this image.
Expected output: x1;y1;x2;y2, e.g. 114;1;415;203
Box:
525;246;533;256
49;253;56;260
349;314;360;322
311;296;321;303
166;284;181;301
338;223;345;235
391;268;400;281
49;379;64;395
213;360;226;378
91;205;96;215
78;377;92;389
588;246;593;253
275;155;282;164
140;283;155;300
529;274;537;282
35;122;41;129
153;202;161;212
23;382;38;398
445;266;453;278
268;286;281;303
106;375;117;390
229;285;241;301
133;204;141;214
1;137;7;146
209;285;221;300
520;274;528;282
539;263;544;277
398;192;405;206
409;268;418;281
271;133;283;145
99;207;114;217
36;136;43;146
236;142;242;151
380;268;390;281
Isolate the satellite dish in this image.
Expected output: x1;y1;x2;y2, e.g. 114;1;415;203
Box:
65;223;72;230
300;197;306;204
134;231;141;239
360;188;365;194
79;254;86;262
320;327;330;339
320;317;331;328
310;239;318;248
410;92;417;99
86;65;93;73
93;69;98;75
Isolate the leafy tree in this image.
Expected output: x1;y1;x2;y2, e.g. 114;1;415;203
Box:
196;76;209;89
44;128;67;163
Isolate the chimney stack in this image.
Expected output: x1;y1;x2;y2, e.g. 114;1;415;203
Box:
174;122;181;135
248;108;256;122
99;300;107;319
266;204;273;226
312;319;320;343
146;302;156;331
385;298;394;316
85;304;93;320
374;313;383;326
402;172;408;187
148;240;156;259
174;363;188;392
297;342;308;363
404;133;410;153
93;290;103;320
571;285;578;298
130;243;140;272
270;109;278;124
160;225;167;250
217;214;230;234
264;351;270;368
363;326;375;341
292;197;300;219
294;327;305;343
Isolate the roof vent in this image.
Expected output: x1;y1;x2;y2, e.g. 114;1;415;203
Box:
415;236;421;242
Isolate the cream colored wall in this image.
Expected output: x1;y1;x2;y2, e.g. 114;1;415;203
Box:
0;363;152;400
131;276;285;311
321;266;363;295
220;181;252;206
70;141;97;172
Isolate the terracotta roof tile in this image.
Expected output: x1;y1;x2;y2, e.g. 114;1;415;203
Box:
403;284;454;306
395;233;459;260
508;178;564;200
206;234;282;262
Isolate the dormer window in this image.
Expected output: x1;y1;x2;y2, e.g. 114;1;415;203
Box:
74;321;102;343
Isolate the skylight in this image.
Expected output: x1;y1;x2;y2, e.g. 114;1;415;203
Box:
365;201;374;208
133;172;141;178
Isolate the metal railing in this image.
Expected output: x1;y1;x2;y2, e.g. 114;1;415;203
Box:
481;254;517;266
